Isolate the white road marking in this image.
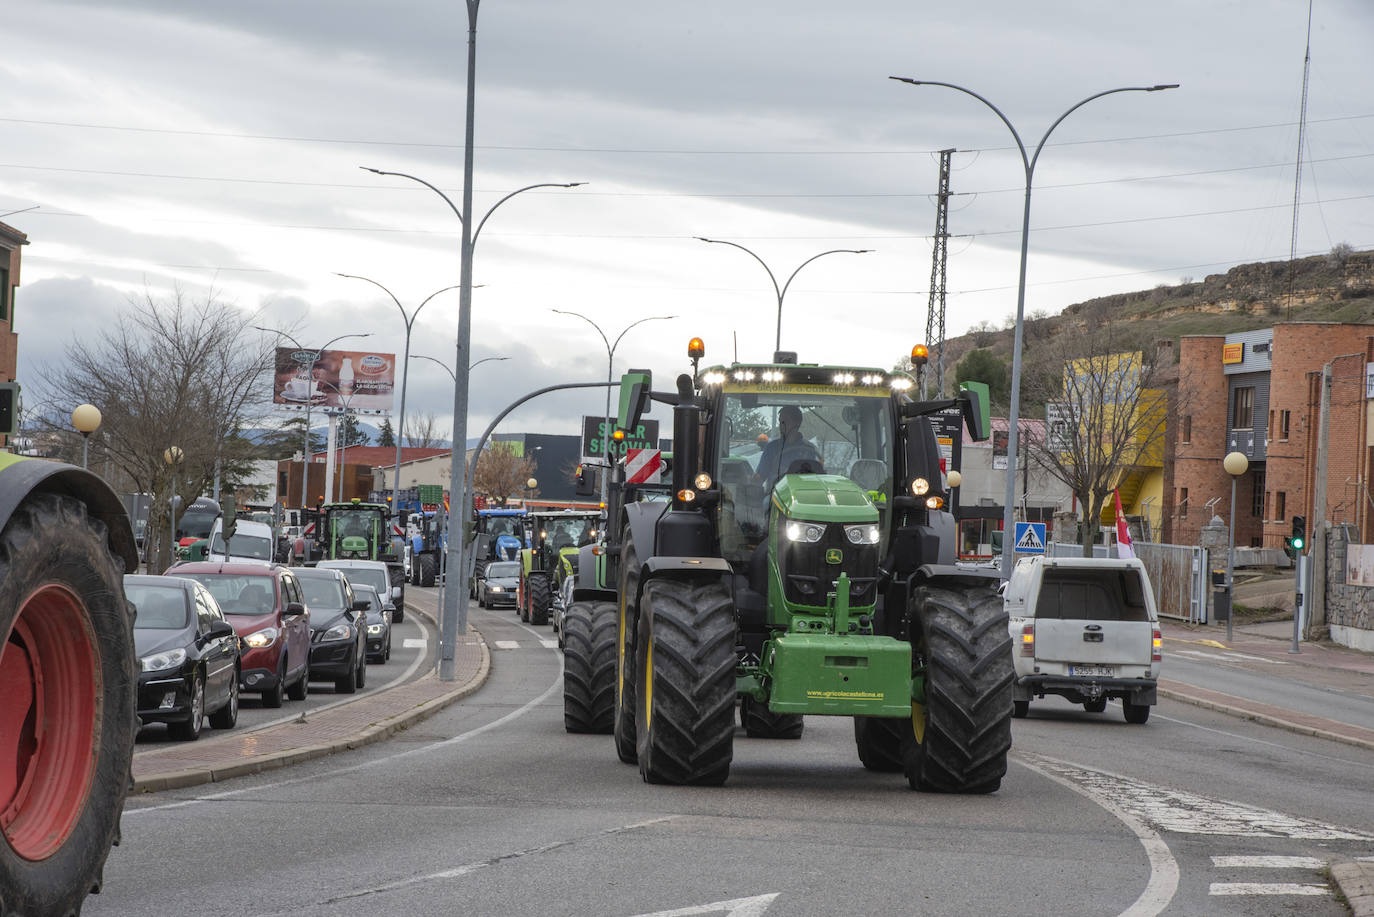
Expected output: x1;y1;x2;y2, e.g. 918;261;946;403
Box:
1171;648;1289;665
1021;752;1374;841
1208;883;1328;896
631;894;780;917
1211;855;1326;868
540;639;559;649
1015;754;1179;917
402;638;426;649
494;640;521;649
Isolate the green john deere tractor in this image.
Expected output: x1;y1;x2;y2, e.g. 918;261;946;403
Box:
519;510;599;626
561;343;1012;793
305;498;406;616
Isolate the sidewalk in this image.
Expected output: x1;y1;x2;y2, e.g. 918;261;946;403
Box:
131;623;489;793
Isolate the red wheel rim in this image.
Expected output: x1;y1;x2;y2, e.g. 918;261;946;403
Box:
0;584;100;860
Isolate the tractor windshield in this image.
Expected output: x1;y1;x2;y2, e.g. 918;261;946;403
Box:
715;386;893;562
330;508;382;558
544;517;593;550
483;515;523;538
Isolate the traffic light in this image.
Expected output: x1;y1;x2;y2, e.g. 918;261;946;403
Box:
574;464;595;496
220;498;237;541
1290;515;1307;552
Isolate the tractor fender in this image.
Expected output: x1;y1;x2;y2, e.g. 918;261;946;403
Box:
911;563;1002;589
621;498;668;562
570;541;615;603
645;556;732;576
0;455;137;572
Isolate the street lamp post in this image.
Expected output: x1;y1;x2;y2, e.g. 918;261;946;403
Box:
163;445;183;572
313;378;361;503
334;273;460;523
253;328;372;516
551;309;675;504
890;77;1178;577
1223;450;1249;643
361;164;584;681
71;404;101;470
695;238;870;354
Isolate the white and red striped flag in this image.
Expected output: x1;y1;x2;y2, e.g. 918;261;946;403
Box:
624;448;663;484
1113;488;1135;559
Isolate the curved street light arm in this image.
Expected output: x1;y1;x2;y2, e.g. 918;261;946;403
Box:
1029;85;1178;175
360;167;465;224
778;248;872;306
551;308;611;357
611;313;677;356
696;237;782;305
472;182;586;249
890;78;1029;171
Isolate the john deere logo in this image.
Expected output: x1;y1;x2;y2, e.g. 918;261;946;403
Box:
825;548;843;564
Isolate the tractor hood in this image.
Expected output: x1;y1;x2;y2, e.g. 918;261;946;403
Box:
770;474;879;524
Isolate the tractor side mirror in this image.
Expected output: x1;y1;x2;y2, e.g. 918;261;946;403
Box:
958;381;990;443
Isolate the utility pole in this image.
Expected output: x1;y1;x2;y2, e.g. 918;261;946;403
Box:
924;149;955;400
1307;361;1332;638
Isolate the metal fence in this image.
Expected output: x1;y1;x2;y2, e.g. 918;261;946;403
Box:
1045;541;1208;623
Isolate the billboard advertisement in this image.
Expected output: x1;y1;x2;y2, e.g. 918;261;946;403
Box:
272;347;396;414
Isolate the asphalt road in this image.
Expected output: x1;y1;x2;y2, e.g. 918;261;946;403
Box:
98;594;1374;917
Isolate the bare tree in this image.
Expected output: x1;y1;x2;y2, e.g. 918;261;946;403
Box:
1021;325;1166;555
404;411;447;449
36;289;276;571
473;442;538;506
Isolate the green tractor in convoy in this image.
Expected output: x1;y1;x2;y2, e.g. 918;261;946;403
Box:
518;509;600;625
562;342;1012;793
0;454;140;914
304;498;406;615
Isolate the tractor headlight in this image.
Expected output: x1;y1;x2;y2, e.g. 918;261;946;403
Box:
910;477;930;496
140;648;187;673
694;473;713;491
676;489;697;503
926;496;945;510
785;521;825;543
844;524;880;545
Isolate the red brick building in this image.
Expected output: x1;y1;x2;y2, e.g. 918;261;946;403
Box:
0;222;24;449
1173;323;1374;549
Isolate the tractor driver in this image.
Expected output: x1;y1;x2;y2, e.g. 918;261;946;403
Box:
756;405;822;491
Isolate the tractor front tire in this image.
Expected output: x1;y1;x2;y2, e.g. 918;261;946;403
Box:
419;554;436;588
0;493;136;917
613;532;640;764
562;601;617;734
741;696;804;740
529;573;551;626
902;582;1014;794
853;716;905;772
634;578;736;786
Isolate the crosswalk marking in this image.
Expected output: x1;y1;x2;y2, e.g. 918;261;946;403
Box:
1171;648;1290;665
1211;855;1325;868
403;638;426;649
1208;883;1328;896
540;639;559;649
494;640;521;650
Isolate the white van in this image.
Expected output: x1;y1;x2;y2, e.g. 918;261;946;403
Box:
1003;555;1161;724
207;518;277;565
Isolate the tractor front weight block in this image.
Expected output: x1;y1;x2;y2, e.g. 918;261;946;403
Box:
762;633;912;717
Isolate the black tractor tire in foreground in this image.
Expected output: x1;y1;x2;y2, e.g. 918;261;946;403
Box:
613;532;640;764
562;601;617;734
740;696;804;739
853;716;906;772
528;573;551;626
419;554;436;588
634;578;736;786
0;493;136;917
901;582;1014;794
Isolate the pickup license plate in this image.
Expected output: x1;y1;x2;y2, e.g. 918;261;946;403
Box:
1070;665;1117;677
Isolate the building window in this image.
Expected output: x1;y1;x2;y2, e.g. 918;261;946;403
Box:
0;267;8;323
1179;487;1188;519
1251;474;1264;517
1232;386;1254;430
1279;409;1290;441
1276;491;1286;521
1181;414;1192;444
1265;491;1272;520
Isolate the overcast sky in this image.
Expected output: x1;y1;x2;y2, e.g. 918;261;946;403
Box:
5;0;1372;440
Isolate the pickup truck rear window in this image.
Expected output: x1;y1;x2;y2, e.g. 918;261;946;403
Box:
1035;569;1150;622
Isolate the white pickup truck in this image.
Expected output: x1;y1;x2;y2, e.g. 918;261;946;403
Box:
1003;555;1161;724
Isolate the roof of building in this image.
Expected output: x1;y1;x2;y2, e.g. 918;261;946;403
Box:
309;446;450;466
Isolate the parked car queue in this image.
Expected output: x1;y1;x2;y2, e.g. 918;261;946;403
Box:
126;559;397;742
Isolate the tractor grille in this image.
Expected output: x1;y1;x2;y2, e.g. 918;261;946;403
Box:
777;521;878;609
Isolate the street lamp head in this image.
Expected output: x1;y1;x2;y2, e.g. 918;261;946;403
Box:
888;76;923;86
163;446;183;466
562;182;588;188
360;166;385;175
1148;84;1181;91
72;403;101;435
1223;451;1249;477
526;477;538;490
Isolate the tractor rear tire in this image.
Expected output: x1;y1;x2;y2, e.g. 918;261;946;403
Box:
0;493;135;917
741;696;804;739
902;582;1014;794
562;601;617;734
420;554;436;588
853;716;906;771
613;532;640;764
634;578;736;786
529;573;551;626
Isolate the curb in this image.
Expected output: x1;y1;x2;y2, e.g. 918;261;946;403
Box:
1157;681;1374;754
1332;858;1374;917
132;599;490;793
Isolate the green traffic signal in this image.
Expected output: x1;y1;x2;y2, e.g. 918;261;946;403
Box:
1290;514;1307;551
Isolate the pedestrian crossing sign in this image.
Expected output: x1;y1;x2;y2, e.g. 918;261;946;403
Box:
1014;521;1046;554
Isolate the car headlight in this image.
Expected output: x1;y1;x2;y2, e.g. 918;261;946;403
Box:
321;623;353;642
844;524;880;545
785;521;825;543
489;585;503;592
243;627;279;649
367;623;385;635
141;648;187;673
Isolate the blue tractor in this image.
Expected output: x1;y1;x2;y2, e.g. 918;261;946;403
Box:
405;508;447;587
469;508;527;599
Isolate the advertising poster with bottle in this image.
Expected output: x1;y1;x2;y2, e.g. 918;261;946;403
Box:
271;347;396;413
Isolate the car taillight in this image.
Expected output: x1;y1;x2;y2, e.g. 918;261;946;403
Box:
1020;622;1035;657
1152;627;1162;662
